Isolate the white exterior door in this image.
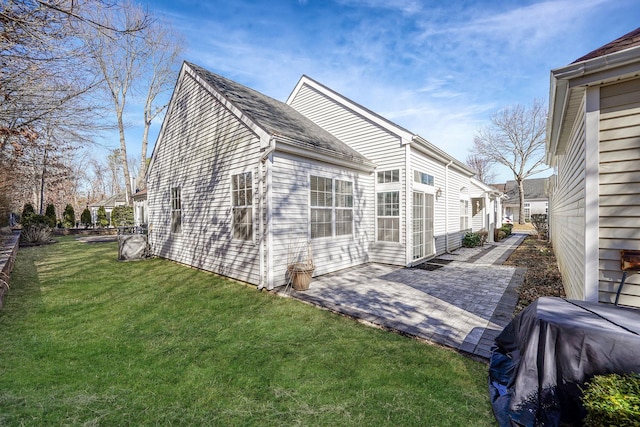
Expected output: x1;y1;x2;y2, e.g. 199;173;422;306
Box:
413;192;434;260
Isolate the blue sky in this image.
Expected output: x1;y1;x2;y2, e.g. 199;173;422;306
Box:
110;0;639;183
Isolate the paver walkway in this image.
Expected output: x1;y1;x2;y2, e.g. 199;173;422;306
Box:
278;234;527;359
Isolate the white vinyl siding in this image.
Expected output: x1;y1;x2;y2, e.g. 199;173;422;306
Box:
549;94;587;300
598;78;640;307
271;153;371;283
289;84;407;264
147;70;262;285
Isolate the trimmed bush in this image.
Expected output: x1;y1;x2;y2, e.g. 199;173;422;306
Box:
97;206;108;228
21;203;35;225
45;204;57;228
582;373;640;427
530;214;548;240
81;208;92;229
21;213;48;228
63;204;75;228
111;206;134;227
463;232;482;248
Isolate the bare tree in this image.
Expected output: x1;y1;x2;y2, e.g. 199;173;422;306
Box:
0;0;150;215
472;99;548;224
83;4;182;202
83;3;150;205
466;154;496;184
138;22;183;189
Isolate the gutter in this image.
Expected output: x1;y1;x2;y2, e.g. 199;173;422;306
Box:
257;137;276;291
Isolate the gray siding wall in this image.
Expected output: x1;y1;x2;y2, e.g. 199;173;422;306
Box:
271;153;373;285
148;72;262;285
598;78;640;307
549;96;587;300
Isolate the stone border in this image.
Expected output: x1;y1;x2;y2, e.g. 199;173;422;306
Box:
0;231;21;309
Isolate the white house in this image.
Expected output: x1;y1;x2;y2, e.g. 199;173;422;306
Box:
89;193;127;227
147;62;500;290
546;27;640;308
500;178;548;223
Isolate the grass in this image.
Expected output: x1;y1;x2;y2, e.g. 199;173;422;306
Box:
0;237;495;426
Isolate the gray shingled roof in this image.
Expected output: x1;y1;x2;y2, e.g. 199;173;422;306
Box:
186;62;371;165
503;178;548;200
573;27;640;63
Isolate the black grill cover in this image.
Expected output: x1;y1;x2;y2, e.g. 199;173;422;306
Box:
489;297;640;426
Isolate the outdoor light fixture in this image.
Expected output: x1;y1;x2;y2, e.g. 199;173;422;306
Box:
436;187;442;199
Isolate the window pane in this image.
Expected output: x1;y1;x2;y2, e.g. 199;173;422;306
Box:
391;169;399;182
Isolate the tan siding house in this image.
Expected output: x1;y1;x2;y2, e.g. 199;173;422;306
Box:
546;27;640;308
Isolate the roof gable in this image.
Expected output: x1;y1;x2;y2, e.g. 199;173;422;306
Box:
287;75;474;176
573;27;640;63
185;62;371;166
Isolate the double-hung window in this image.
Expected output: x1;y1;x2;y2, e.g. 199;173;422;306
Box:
377;191;400;242
170;187;182;233
232;172;253;241
460;200;469;230
376;169;400;242
310;176;353;239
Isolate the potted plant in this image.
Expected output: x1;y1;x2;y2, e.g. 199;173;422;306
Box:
287;241;315;291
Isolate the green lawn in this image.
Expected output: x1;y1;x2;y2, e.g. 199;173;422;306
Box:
0;237;495;426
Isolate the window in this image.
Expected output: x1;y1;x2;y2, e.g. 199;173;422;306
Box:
377;169;399;183
310;176;353;238
413;170;434;186
460;199;469;231
335;180;353;236
170;187;182;233
377;191;400;242
524;202;531;222
232;172;253;240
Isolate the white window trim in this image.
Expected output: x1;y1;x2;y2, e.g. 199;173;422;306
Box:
170;186;182;234
376;190;401;242
309;174;354;240
230;170;254;242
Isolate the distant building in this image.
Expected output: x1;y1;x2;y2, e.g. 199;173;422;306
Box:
88;193;127;227
494;178;548;223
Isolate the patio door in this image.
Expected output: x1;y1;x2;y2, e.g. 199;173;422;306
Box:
413;192;434;260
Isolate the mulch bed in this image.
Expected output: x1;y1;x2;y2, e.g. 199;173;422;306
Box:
503;236;565;314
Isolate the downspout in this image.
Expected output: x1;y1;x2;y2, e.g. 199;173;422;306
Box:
444;160;453;252
257;137;276;290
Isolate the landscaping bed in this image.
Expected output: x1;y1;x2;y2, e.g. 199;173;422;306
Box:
504;236;565;314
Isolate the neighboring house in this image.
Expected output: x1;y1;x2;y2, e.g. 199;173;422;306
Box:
546;27;640;308
147;62;500;290
500;178;549;223
132;188;148;226
89;193;127;227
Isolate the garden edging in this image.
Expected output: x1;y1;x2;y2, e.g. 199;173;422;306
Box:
0;231;21;309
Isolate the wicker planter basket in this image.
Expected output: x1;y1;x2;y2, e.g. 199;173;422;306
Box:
288;263;314;291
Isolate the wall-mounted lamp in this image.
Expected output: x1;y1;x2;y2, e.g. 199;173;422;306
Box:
435;187;443;199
